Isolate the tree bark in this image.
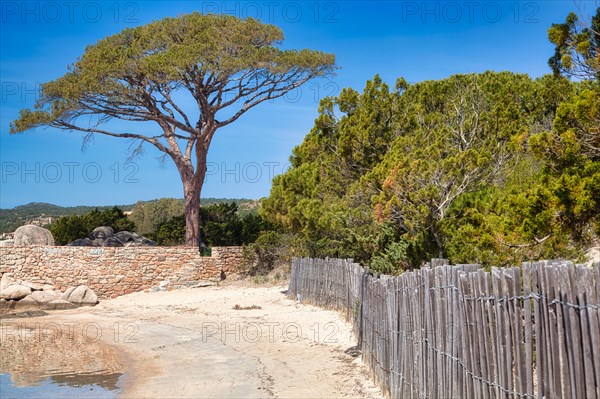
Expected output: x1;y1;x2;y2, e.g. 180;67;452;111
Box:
431;226;445;259
181;136;211;249
183;178;202;248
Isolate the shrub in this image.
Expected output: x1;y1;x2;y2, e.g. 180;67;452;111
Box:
240;231;307;275
50;207;135;245
369;240;410;274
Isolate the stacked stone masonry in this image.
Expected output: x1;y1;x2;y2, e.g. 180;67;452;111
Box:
0;246;244;299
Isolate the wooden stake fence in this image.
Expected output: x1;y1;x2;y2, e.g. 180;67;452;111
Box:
288;257;600;398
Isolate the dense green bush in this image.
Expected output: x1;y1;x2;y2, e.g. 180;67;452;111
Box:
263;67;598;268
154;215;186;246
50;207;135;244
241;231;302;275
370;241;410;274
152;202;272;247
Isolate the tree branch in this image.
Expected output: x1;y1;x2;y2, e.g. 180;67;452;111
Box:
52;120;176;158
495;235;551;248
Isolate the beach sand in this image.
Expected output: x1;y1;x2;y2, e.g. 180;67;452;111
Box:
2;283;382;398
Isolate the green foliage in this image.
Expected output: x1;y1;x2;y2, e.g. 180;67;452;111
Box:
128;197;260;238
264;65;598;268
9;13;336;135
370;240;410;275
240;212;269;244
50;207;135;245
152;202;272;246
200;202;241;246
264;71;567;266
262;75;403;261
526;80;600;250
9;12;335;246
129;198;185;237
201;202;270;246
49;215;88;245
372;72;553;259
262;10;600;269
242;231;284;275
0;202;135;233
548;8;600;80
241;231;306;275
154;215;186;246
0;199;259;234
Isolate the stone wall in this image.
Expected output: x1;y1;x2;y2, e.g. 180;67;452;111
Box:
213;246;246;275
0;246;244;299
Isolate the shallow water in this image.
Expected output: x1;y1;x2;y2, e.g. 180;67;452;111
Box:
0;324;126;398
0;372;124;399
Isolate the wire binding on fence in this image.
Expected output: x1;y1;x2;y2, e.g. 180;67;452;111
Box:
288;257;600;399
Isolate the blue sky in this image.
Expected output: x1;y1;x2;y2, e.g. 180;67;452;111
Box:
0;1;589;208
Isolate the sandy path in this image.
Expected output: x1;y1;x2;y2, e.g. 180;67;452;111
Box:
3;285;382;398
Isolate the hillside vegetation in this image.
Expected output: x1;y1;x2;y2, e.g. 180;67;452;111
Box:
0;198;259;233
0;202;134;233
262;71;599;270
261;9;600;272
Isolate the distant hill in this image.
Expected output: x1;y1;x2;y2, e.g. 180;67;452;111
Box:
0;198;259;233
129;198;259;216
0;202;136;233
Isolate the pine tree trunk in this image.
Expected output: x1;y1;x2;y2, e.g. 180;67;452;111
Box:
181;139;210;249
183;179;202;248
432;228;445;259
